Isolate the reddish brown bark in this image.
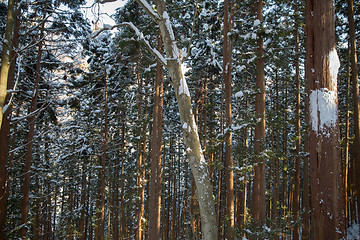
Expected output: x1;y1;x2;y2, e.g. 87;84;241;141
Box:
307;0;346;238
95;73;108;240
223;0;234;238
253;0;266;226
149;33;164;240
0;2;20;238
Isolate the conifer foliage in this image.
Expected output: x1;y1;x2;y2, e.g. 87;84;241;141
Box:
0;0;359;239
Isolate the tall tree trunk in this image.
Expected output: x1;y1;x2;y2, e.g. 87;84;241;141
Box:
306;0;346;238
138;1;218;239
95;73;108;240
223;0;234;238
149;33;164;240
135;54;146;240
0;2;19;237
120;121;126;239
344;50;351;227
293;1;301;238
253;0;266;226
347;1;360;232
20;19;46;239
79;157;87;240
0;0;15;130
302;77;310;240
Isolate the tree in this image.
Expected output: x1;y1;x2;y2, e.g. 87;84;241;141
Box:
149;32;163;240
252;0;266;226
133;0;218;238
223;0;235;239
306;0;346;238
347;0;360;226
0;0;15;130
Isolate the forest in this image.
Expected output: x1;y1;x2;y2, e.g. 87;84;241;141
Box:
0;0;359;239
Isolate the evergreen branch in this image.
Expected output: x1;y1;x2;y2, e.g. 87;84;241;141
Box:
91;22;167;66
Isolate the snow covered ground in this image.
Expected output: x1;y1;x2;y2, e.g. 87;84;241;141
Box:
347;223;359;240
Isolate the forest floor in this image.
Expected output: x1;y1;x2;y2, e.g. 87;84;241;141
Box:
347;223;359;239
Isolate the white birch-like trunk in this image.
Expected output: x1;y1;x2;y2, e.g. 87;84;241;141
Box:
142;1;218;239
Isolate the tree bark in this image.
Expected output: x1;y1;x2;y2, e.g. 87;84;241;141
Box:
0;0;15;130
0;2;20;238
253;0;266;226
223;0;234;238
149;33;164;240
95;73;108;240
306;0;346;238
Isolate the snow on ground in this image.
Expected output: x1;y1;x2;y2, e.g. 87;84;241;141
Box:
347;223;359;240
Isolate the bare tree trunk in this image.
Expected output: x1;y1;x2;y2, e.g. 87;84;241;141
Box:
149;32;164;240
0;0;15;130
306;0;346;238
253;0;266;226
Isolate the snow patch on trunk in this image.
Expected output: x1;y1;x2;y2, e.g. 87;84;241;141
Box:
328;47;340;90
309;88;338;136
178;64;190;97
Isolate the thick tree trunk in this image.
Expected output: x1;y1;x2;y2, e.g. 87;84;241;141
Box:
306;0;346;238
253;0;266;226
0;2;19;237
0;0;15;130
149;33;164;240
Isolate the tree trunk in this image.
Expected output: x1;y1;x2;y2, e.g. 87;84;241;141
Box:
135;54;146;240
120;121;126;239
95;73;108;240
293;1;301;238
20;19;46;239
253;0;266;226
347;1;360;232
306;0;346;238
223;0;234;238
0;0;15;130
0;1;19;237
140;1;218;239
149;33;164;240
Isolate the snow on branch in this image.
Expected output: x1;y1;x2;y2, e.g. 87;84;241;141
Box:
96;0;117;3
91;22;167;66
134;0;160;22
